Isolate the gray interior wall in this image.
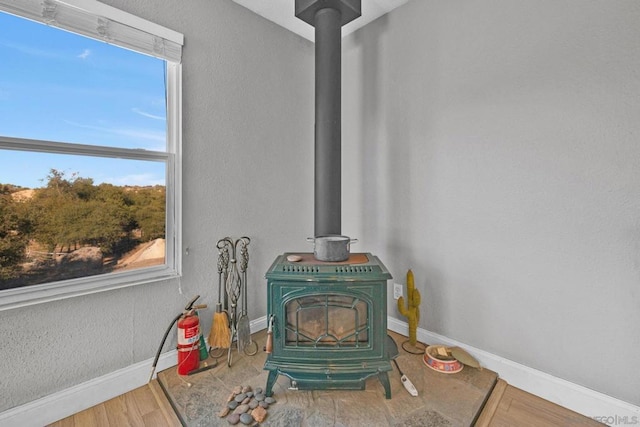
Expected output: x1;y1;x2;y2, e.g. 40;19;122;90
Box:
2;0;639;414
341;0;640;406
0;0;314;412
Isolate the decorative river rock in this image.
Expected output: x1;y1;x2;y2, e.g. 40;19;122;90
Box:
219;384;276;424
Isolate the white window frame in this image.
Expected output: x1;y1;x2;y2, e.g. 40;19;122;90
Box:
0;0;183;311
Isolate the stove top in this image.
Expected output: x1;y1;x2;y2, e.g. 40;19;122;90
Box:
266;252;392;282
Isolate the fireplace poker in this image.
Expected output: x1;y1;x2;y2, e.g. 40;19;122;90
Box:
225;239;242;367
237;237;256;355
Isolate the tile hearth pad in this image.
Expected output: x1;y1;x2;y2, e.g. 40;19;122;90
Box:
158;330;498;426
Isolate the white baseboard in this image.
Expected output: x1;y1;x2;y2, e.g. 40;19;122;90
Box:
3;316;637;426
0;350;178;426
387;317;640;424
0;318;270;426
250;316;268;334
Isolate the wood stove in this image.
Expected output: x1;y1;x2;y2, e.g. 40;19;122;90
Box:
264;252;396;398
262;0;398;399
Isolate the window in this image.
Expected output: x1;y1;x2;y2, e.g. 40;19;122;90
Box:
0;0;183;310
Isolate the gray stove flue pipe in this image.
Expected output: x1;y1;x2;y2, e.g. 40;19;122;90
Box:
295;0;361;237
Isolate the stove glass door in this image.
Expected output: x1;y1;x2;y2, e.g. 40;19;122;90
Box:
285;293;368;348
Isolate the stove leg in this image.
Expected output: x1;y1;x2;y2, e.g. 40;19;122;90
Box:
265;370;278;397
378;371;391;399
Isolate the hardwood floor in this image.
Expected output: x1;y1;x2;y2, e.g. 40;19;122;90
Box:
49;377;602;426
476;379;603;426
47;381;180;427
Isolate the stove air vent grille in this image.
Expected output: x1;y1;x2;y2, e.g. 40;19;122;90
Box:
335;266;374;273
281;265;320;273
277;263;380;275
267;253;391;281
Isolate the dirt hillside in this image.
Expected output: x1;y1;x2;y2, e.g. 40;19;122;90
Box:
115;238;165;271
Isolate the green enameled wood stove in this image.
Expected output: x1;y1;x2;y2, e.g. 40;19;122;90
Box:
264;252;397;398
263;0;399;400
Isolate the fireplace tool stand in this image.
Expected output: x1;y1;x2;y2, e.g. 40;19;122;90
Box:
210;237;256;366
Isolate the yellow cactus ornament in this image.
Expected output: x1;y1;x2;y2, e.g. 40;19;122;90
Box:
397;269;421;346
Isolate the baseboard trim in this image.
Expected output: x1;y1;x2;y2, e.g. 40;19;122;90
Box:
0;319;271;426
0;350;178;426
3;316;637;425
387;317;640;423
250;315;268;334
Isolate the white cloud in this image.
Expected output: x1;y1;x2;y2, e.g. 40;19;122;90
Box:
63;120;166;146
132;108;165;120
0;40;61;59
77;49;91;59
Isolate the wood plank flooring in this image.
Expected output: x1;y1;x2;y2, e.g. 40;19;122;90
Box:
476;379;603;426
49;377;602;426
48;381;181;427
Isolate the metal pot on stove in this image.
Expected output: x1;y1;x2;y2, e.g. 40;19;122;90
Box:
307;235;358;262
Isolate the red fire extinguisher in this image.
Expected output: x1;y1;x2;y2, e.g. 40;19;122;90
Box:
148;295;208;382
177;308;201;375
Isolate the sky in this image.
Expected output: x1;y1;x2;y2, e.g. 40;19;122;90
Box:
0;11;167;189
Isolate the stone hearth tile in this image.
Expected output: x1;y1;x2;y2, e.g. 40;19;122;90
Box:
263;406;306;426
333;390;392;426
304;392;338;425
394;408;456;427
383;379;428;420
158;330;498;426
274;387;315;409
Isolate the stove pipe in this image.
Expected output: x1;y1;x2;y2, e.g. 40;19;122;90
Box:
295;0;361;237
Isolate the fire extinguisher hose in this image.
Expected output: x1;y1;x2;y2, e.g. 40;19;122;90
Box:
149;312;182;382
148;295;202;382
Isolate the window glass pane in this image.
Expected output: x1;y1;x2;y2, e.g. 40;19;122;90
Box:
0;11;167;150
0;150;166;189
1;151;166;289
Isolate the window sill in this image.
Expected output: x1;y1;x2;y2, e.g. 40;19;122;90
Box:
0;266;179;311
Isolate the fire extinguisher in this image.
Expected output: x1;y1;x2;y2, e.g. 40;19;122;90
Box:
177;309;201;375
148;295;207;382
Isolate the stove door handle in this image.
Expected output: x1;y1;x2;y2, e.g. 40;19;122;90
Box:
265;315;274;354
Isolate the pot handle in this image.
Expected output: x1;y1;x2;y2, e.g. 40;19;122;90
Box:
306;237;315;243
349;238;358;244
